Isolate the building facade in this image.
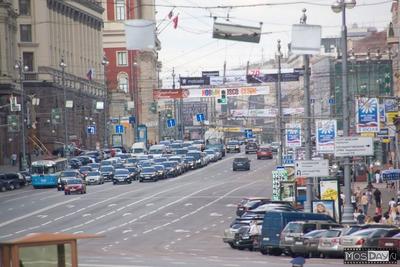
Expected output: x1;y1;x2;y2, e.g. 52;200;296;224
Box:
13;0;106;157
103;0;160;148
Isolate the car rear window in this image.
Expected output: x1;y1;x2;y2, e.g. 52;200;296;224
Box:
282;222;302;233
228;141;238;145
234;158;248;162
323;229;341;238
260;147;271;152
350;229;376;236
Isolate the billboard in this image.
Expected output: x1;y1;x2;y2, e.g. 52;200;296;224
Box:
230;108;304;117
356;97;380;133
286;123;302;147
315;120;337;153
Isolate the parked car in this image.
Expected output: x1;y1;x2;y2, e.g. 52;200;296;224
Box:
139;167;158;182
223;221;249;249
0;180;8;192
290;230;328;257
233;221;264;251
233;157;250;171
257;146;273;159
379;232;400;257
113;168;132;184
364;228;400;248
236;197;271;217
245;142;258;154
64;178;86;195
318;228;351;258
0;173;26;190
340;228;398;250
86;171;104;185
226;140;241;153
19;171;32;184
99;165;115;181
57;170;82;191
184;156;196;170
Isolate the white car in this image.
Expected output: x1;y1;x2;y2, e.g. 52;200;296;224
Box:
86;171;104;185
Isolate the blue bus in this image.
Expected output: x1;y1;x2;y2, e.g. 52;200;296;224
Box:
31;158;68;188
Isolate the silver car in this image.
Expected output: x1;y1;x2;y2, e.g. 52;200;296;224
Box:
340;228;379;249
318;228;350;257
86;171;104;185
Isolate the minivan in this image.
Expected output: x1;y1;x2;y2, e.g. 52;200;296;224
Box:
148;144;167;158
259;211;335;256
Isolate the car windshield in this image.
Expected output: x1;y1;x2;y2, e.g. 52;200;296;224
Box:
228;141;238;145
115;169;129;175
140;161;152;167
142;167;155;173
163;162;175;168
234;158;248;162
205;150;215;154
132;148;144;153
350;229;376;236
149;149;163;154
67;179;81;184
260;148;271;152
170;157;181;162
61;171;77;177
187;153;200;160
80;167;91;171
282;223;302;233
87;171;100;176
184;157;194;162
323;229;342;238
127;167;137;172
89;163;100;168
154;165;164;171
100;166;113;172
127;158;138;164
304;230;325;237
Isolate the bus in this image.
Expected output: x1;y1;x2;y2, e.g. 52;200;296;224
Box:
31;158;68;188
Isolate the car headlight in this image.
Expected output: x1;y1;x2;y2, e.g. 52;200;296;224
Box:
235;145;239;148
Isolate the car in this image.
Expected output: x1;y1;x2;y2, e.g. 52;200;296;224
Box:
86;171;104;185
0;173;27;190
204;149;218;162
75;156;92;166
223;221;249;249
99;165;115;181
154;165;167;179
379;232;400;257
318;228;352;258
113;168;132;184
0;179;8;192
153;157;168;164
245;142;258;154
192;140;205;151
184;156;196;170
83;151;102;162
148;144;167;158
340;228;399;250
226;140;240;153
364;228;400;248
290;229;328;257
68;158;82;169
169;156;187;172
126;166;140;180
138;160;154;168
186;151;204;168
19;170;32;184
87;163;100;171
257;146;273;159
162;161;179;177
139;167;158;182
233;157;250;171
64;178;86;195
236;198;271;217
174;148;188;156
271;142;280;153
79;166;92;178
233;220;264;251
57;170;82;191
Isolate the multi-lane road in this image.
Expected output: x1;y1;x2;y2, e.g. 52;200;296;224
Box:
0;153;394;267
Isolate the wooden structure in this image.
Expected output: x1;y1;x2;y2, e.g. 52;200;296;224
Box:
0;232;99;267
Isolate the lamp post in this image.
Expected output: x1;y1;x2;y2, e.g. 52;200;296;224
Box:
102;57;109;149
59;57;68;157
14;59;29;171
276;40;283;166
331;0;356;224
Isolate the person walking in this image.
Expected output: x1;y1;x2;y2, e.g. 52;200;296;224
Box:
361;193;369;215
373;188;382;212
249;220;261;250
11;153;17;166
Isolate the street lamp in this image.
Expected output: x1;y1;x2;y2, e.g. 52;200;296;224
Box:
59;57;68;157
276;39;283;166
14;59;29;171
331;0;356;224
101;56;109;149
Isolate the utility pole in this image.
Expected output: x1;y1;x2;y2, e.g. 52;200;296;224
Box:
299;9;314;213
102;57;109;149
179;74;184;140
15;59;28;171
60;57;68;157
276;40;283;166
172;68;177;139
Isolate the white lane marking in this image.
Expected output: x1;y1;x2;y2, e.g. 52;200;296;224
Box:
174;229;190;233
226;204;236;207
185;234;191;238
0;198;79;228
123;237;128;241
8;208;13;211
73;231;84;234
210;212;222;217
84;219;95;224
37;214;48;218
123;213;131;217
145;203;154;206
117;207;125;211
211;224;217;227
0;234;13;239
164;212;174;216
82;213;91;217
122;229;132;234
107;203;116;207
143;229;153;234
66;204;75;208
184;203;192;206
15;229;28;234
41;221;52;226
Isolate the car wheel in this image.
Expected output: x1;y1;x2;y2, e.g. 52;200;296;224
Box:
271;248;282;256
113;181;117;185
9;184;15;190
228;243;237;249
0;185;6;192
139;179;143;183
260;248;269;255
15;183;21;189
64;192;68;195
127;180;132;184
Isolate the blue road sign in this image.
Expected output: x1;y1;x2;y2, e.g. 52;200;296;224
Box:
87;125;96;135
167;119;176;128
129;116;136;124
282;154;294;166
244;129;253;138
196;113;205;122
328;98;335;105
115;124;124;134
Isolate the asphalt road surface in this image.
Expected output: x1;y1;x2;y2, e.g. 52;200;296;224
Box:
0;152;396;267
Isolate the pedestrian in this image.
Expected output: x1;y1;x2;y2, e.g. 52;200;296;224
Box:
351;193;357;210
356;210;366;224
355;186;362;204
361;193;369;215
375;170;381;183
11;153;17;166
249;220;261;249
373;188;382;208
389;198;397;210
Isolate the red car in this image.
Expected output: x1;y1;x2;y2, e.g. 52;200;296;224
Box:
257;146;273;159
378;232;400;257
64;178;86;195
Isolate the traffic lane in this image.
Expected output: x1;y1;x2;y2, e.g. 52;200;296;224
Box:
78;159;274;256
0;155;241;239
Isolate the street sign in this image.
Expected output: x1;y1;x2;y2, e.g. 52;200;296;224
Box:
196;113;205;122
377;128;389;137
166;119;176;128
115;124;124;134
202;71;219;77
328;98;335;105
334;137;374;157
244;129;253;138
129;116;136;124
180;76;210;86
282;154;295;166
87;125;96;135
295;160;329;177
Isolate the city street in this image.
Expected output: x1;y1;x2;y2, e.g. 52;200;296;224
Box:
0;153;393;267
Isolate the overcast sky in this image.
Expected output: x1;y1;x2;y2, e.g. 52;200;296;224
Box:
155;0;392;84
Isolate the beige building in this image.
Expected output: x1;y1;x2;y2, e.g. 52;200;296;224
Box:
103;0;160;147
12;0;106;155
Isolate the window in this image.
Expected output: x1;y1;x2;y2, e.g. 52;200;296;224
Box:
115;0;125;21
117;51;127;66
118;73;128;92
22;52;34;71
19;0;31;15
20;24;32;42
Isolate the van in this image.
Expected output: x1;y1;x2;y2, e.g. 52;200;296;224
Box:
131;142;147;155
259;211;334;256
279;220;340;256
148;144;167;158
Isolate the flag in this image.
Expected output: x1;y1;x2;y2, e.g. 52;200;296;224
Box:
86;68;93;81
168;10;173;19
172;16;179;29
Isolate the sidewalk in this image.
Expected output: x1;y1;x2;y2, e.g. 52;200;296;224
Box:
0;164;19;173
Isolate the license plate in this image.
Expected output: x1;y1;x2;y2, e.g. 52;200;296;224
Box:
295;241;303;245
70;188;75;191
285;237;293;242
384;243;394;246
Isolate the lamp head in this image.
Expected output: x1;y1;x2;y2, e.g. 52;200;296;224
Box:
59;59;67;68
23;66;29;72
344;0;356;9
331;1;342;13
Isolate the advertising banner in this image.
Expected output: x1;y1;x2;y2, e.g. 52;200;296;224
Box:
184;86;269;98
315;120;336;153
286;123;302;147
272;169;288;201
356;97;380;133
319;179;340;222
312;200;336;221
153;89;183;100
180;76;210;86
230;108;304;117
280;181;296;202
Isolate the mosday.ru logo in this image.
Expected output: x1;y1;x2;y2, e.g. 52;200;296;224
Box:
344;248;397;264
368;251;389;262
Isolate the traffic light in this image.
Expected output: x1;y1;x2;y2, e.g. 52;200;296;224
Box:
51;108;62;124
7;115;19;132
149;102;157;113
217;89;227;104
166;109;173;119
